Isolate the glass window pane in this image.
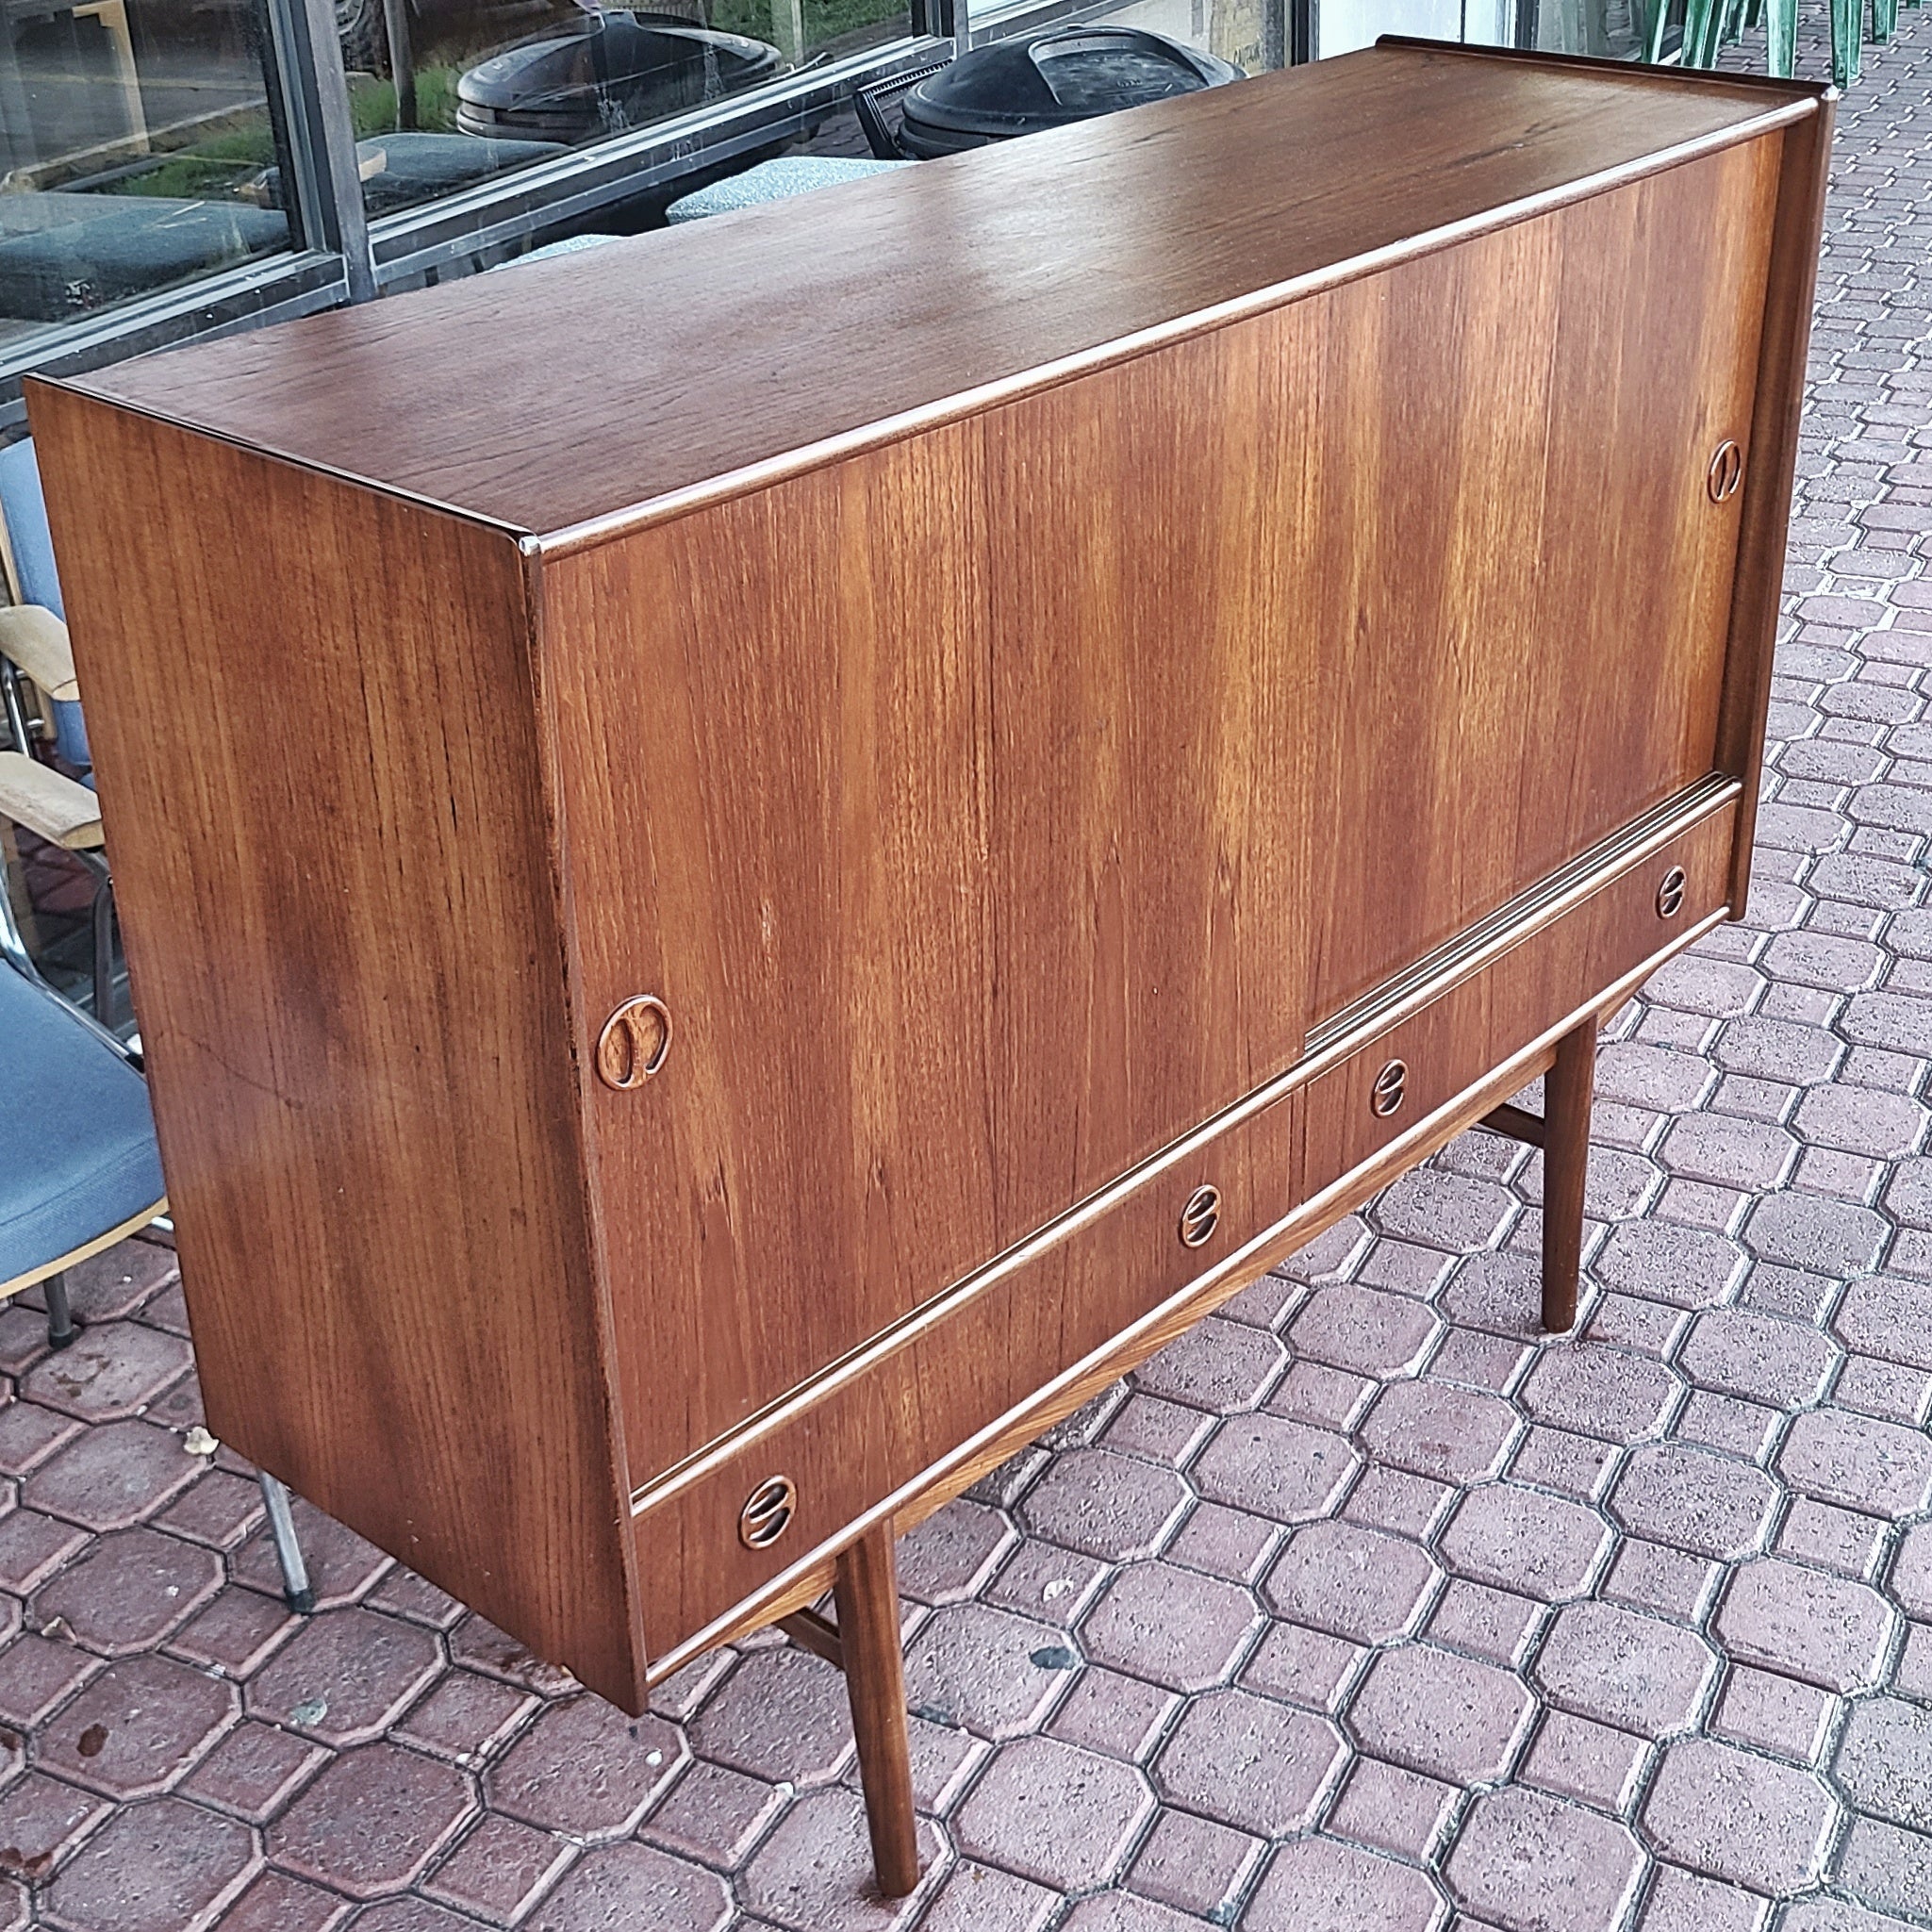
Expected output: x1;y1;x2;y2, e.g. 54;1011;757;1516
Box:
348;0;912;220
0;0;295;346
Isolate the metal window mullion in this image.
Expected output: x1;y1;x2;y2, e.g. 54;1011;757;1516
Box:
267;0;376;300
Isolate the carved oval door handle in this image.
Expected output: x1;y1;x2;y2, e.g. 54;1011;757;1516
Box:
1657;866;1687;920
1707;439;1744;504
739;1475;797;1549
1370;1058;1408;1118
1179;1183;1221;1249
596;995;672;1090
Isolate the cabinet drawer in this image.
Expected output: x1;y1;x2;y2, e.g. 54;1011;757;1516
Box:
1306;801;1736;1190
633;1086;1302;1666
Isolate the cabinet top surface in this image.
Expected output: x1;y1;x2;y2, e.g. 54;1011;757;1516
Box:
58;42;1819;544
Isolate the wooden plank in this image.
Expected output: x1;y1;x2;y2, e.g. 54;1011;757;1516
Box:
24;387;648;1714
58;47;1821;539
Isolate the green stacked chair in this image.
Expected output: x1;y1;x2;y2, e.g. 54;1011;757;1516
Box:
1659;0;1916;87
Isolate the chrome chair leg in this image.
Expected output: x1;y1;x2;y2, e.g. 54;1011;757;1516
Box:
43;1270;78;1351
258;1472;316;1614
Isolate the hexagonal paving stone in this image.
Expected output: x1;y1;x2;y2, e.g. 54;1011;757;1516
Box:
22;1324;193;1424
229;1500;390;1610
0;1772;108;1886
1779;1407;1932;1514
487;1691;683;1838
1835;1695;1932;1833
1438;1250;1544;1338
1658;1113;1796;1190
1079;1561;1261;1693
1288;1285;1443;1377
41;1795;255;1932
1359;1379;1518;1483
1609;1444;1780;1560
247;1605;443;1746
1262;1520;1442;1643
531;1839;735;1932
1373;1171;1518;1256
1151;1687;1345;1836
1438;1483;1611;1601
1516;1346;1680;1444
954;1734;1154;1891
421;1813;574;1924
20;1420;202;1531
1017;1449;1190;1560
268;1742;474;1898
1679;1306;1841;1407
1591;1222;1742;1309
903;1601;1077;1738
180;1721;329;1825
688;1647;853;1787
1245;1835;1446;1932
1835;1274;1932;1371
29;1527;222;1657
1531;1599;1718;1736
37;1651;238;1798
1715;1558;1895;1693
1348;1641;1534;1782
1743;1193;1887;1277
1446;1785;1644;1932
895;1502;1016;1607
1643;1735;1839;1894
1131;1318;1285;1412
1188;1413;1359;1524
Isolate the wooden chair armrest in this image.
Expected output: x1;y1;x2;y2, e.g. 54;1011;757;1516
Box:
0;751;103;850
0;604;78;703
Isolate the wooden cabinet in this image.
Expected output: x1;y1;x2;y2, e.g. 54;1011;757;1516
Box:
26;39;1828;1893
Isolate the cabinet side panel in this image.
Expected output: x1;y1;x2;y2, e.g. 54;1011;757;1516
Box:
1717;110;1834;912
26;388;644;1711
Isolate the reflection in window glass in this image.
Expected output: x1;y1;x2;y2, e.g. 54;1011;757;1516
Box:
0;0;294;344
347;0;912;218
1082;0;1279;74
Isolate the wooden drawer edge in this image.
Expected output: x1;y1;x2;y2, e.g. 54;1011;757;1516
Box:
642;896;1730;1684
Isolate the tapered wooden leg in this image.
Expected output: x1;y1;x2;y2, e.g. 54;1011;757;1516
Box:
1542;1018;1597;1334
833;1524;920;1899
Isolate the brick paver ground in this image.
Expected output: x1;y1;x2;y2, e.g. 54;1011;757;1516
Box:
6;15;1932;1928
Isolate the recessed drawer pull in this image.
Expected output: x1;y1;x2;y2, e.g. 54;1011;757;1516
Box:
739;1475;797;1549
1656;866;1687;919
1178;1184;1221;1248
596;995;673;1090
1707;438;1744;504
1370;1058;1408;1118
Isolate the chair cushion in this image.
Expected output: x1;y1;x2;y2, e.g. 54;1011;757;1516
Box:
491;232;622;272
0;192;289;324
664;156;912;223
0;966;163;1288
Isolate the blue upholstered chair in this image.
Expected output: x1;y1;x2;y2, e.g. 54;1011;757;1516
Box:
0;940;316;1611
663;156;912;223
0;459;314;1610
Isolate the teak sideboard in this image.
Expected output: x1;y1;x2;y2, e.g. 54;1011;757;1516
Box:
28;40;1828;1894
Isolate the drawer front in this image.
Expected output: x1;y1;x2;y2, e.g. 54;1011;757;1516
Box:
1305;801;1736;1190
633;1087;1302;1663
